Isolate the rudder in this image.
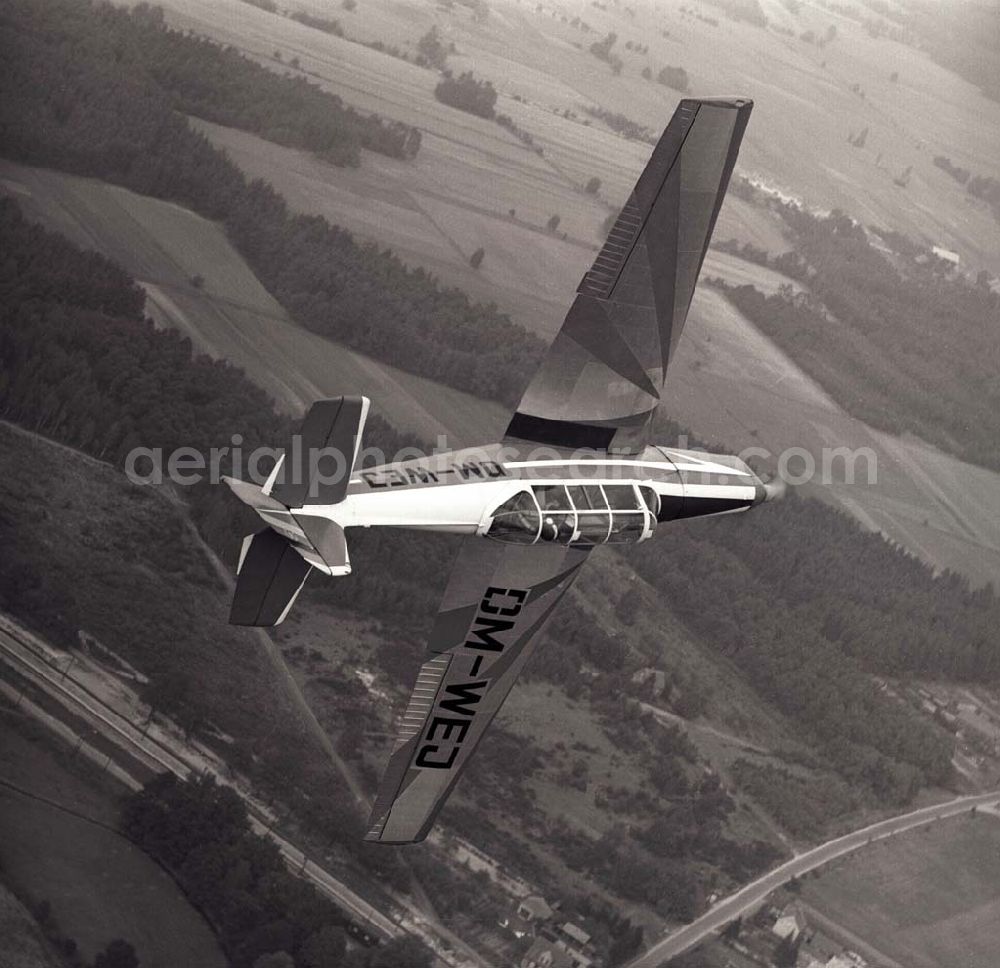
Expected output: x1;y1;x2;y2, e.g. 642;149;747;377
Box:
269;395;369;507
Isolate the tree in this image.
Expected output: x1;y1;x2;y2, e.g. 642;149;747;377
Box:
590;31;617;60
585;176;601;194
300;925;347;967
252;955;294;968
657;65;690;93
434;71;498;118
144;670;201;736
94;939;139;968
416;26;447;70
721;915;742;941
369;937;433;968
469;247;485;269
546;214;561;232
773;931;801;968
607;920;643;966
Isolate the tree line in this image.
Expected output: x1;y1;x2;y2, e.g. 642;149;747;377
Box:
131;3;419;164
122;773;432;968
934;154;1000;226
714;202;1000;472
0;0;541;409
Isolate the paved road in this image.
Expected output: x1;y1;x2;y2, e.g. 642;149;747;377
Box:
626;791;1000;968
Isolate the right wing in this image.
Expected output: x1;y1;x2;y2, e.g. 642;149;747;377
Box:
506;97;753;453
365;538;590;843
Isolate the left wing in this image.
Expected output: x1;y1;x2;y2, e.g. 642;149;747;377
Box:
365;539;590;843
506;97;752;453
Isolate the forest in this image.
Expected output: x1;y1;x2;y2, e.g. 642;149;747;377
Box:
0;0;541;409
122;773;432;968
714;203;1000;472
126;3;419;164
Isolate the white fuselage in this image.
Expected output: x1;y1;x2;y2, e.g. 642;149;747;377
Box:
288;444;766;544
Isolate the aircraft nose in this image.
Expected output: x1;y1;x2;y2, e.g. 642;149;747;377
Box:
754;477;787;504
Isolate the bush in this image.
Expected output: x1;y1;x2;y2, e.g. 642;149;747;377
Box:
434;70;498;118
657;65;690;93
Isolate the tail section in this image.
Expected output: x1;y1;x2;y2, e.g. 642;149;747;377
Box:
268;395;369;507
230;528;312;626
225;396;367;626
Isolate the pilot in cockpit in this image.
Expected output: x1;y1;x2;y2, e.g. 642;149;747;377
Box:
540;515;574;542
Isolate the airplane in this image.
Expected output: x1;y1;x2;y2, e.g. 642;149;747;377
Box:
224;96;781;844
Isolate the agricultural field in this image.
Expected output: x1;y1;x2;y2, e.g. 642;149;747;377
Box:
0;879;57;968
0;158;503;448
153;0;1000;281
0;703;227;968
189;115;791;338
801;810;1000;968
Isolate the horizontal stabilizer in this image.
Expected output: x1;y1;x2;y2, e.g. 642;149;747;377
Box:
230;528;311;626
296;514;351;575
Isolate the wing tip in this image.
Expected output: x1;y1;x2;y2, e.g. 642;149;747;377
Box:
363;819;428;846
681;95;753;110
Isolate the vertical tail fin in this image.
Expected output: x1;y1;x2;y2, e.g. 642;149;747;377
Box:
225;395;366;626
269;395;369;507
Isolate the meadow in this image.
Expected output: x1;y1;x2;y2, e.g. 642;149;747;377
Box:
0;703;226;968
802;811;1000;968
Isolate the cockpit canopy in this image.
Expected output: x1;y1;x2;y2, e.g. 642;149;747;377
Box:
485;483;658;546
